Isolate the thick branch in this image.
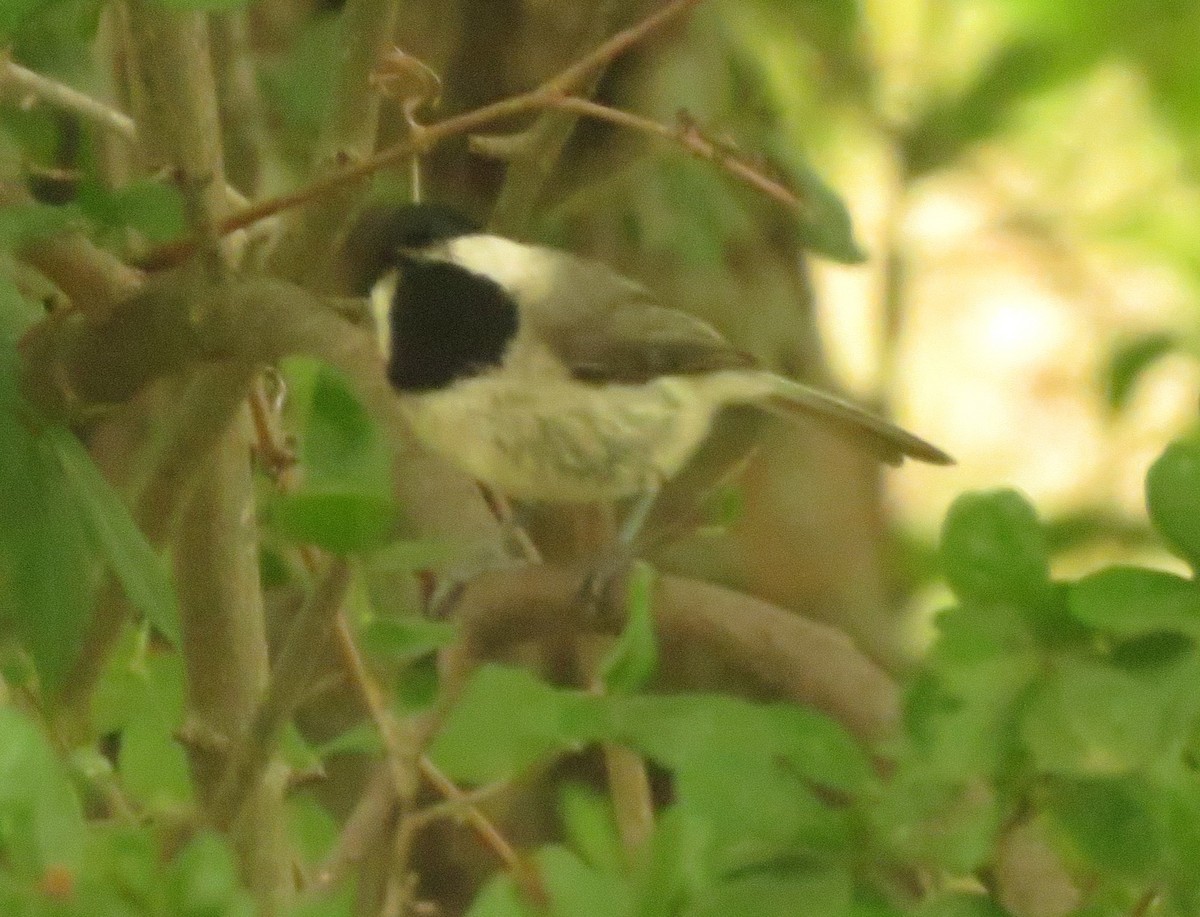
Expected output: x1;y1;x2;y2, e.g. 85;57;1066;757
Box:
438;565;900;746
213;558;353;829
125;0;228;274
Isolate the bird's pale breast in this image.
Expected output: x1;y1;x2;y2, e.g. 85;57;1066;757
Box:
400;375;717;501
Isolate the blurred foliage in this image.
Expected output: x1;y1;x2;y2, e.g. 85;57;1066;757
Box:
2;0;1200;915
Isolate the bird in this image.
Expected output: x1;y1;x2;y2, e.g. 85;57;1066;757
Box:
344;202;952;546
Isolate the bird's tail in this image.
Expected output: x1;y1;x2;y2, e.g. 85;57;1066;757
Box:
700;370;953;466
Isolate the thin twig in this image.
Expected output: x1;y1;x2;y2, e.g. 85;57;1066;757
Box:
483;0;618;235
138;0;705;270
549;96;809;214
0;53;137;142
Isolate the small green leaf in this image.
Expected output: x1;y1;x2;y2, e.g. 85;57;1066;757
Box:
916;893;1010;917
941;489;1051;608
538;846;631;917
168;831;249;917
1021;659;1173;775
311;722;383;760
465;872;537;917
601;562;658;694
1;281;93;688
1046;776;1168;878
0;707;86;877
693;866;853;917
117;654;192;808
268;491;401;555
301;367;390;490
43;425;180;646
360;617;457;661
155;0;248;10
1070;566;1200;637
787;159;867;264
0;200;82;251
368;537;462;573
1105;333;1178;412
560;783;625;876
871;768;1001;874
1147;435;1200;569
431;665;601;784
0;0;50;36
288;795;340;867
78;179;186;243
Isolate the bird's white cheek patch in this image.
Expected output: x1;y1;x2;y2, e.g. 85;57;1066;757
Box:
369;270;398;360
445;235;557;306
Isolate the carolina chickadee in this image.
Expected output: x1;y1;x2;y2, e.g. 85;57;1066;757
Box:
348;204;951;523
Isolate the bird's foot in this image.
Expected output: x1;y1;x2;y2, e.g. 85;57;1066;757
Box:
575;547;635;619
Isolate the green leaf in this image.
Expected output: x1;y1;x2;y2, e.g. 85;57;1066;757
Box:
1021;659;1175;775
268;491;401;555
360;617;457;662
288;885;354;917
0;280;93;689
0;707;86;877
0;200;83;252
117;654;192;808
0;0;50;36
311;722;383;760
904;37;1093;177
871;766;1001;874
615;696;864;863
940;489;1051;608
368;537;462;573
78;179;187;244
1147;435;1200;569
539;846;632;917
43;425;181;647
301;367;390;490
785;157;867;263
1105;333;1178;412
560;783;625;876
431;665;601;783
692;865;854;917
1070;566;1200;637
602;562;659;694
167;831;251;917
154;0;248;10
632;806;708;917
916;893;1010;917
1046;776;1169;878
466;873;538;917
288;795;340;867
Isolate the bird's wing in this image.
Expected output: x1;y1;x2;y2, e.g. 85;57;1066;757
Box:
516;248;757;384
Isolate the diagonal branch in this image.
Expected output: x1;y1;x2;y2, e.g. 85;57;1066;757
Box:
0;53;137;142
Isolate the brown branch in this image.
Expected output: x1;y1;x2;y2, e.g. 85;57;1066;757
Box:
125;0;229;278
549;96;811;215
439;564;900;748
137;0;705;271
213;557;353;829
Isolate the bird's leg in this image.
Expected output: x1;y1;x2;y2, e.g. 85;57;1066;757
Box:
579;482;661;611
481;484;542;563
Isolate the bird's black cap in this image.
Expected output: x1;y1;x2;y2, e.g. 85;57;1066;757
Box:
341;202;479;295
